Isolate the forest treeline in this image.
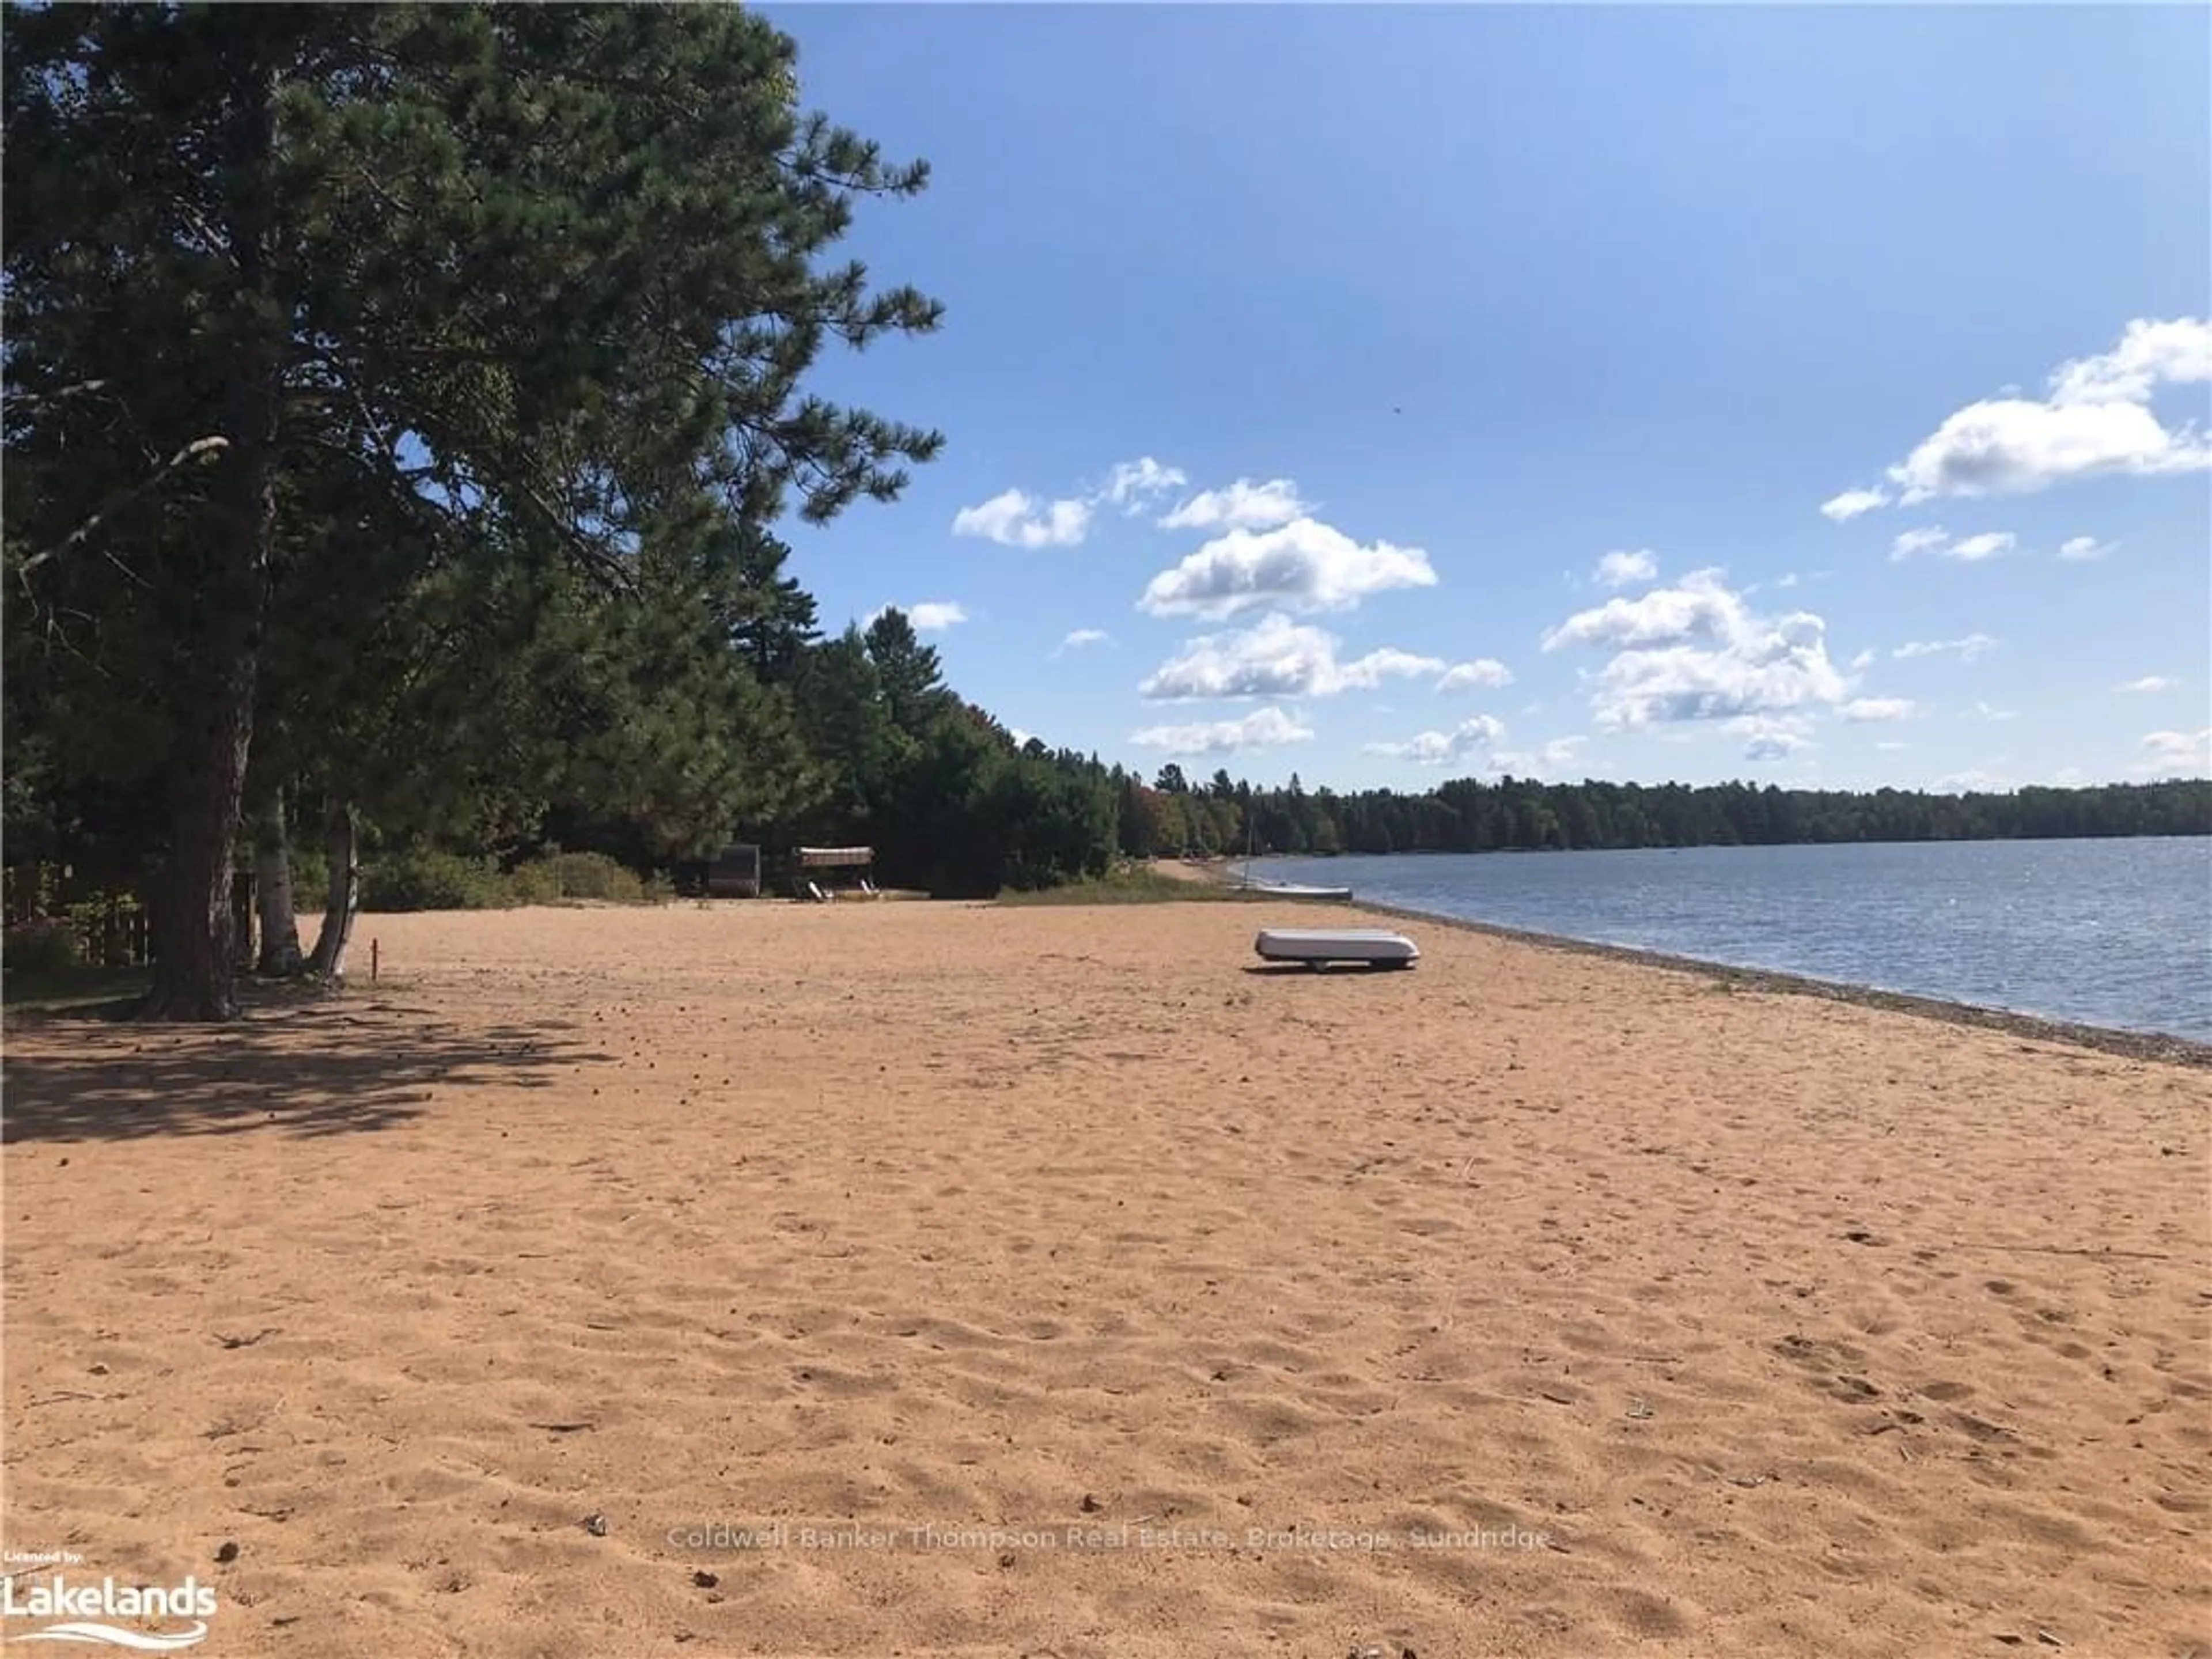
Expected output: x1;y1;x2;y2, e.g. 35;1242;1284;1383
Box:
1110;770;2212;859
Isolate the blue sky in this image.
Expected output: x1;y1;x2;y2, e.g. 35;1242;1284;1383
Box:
767;5;2210;793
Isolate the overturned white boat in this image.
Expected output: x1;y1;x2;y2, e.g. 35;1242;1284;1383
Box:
1254;927;1419;969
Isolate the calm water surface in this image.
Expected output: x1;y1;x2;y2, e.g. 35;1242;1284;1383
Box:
1249;838;2212;1041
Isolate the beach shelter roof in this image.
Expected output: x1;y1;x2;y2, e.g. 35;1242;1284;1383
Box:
796;846;873;869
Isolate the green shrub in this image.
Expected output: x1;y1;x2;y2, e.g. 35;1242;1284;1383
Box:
548;851;645;902
506;859;562;905
507;850;647;903
351;846;663;910
3;916;84;974
289;843;330;902
364;847;512;911
997;868;1272;906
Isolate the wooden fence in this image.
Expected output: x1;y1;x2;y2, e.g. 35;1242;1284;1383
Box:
2;864;255;969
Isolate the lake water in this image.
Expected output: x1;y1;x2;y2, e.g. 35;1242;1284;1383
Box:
1248;838;2212;1042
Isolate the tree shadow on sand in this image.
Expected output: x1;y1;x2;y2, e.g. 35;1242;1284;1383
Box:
1;990;618;1145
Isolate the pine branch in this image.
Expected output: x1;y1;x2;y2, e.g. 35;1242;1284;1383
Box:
507;469;639;600
16;435;231;577
5;378;118;416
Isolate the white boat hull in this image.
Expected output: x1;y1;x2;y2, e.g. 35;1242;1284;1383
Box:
1254;927;1419;969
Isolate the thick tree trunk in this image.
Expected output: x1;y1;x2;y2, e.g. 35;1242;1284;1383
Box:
253;784;305;975
307;801;359;980
136;52;282;1022
140;732;255;1020
138;509;271;1018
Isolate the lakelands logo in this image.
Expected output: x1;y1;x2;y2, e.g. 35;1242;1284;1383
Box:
1;1571;217;1650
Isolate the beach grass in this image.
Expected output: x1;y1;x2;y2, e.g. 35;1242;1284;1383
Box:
997;866;1272;906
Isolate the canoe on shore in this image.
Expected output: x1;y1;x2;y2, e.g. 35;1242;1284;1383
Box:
1239;879;1354;900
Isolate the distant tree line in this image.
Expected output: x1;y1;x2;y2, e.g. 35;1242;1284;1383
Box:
1109;770;2212;859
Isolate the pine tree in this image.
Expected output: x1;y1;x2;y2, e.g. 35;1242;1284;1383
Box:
863;608;952;737
4;3;943;1016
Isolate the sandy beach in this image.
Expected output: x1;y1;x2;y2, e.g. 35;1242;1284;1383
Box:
3;896;2207;1658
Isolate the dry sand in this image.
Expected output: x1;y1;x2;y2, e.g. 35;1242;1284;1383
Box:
3;897;2206;1658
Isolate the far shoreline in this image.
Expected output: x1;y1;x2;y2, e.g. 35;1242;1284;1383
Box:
1157;856;2212;1070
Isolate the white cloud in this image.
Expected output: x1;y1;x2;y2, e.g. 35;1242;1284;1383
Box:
1893;634;1999;663
2048;318;2212;404
952;488;1092;549
1586;629;1847;731
1486;736;1587;779
2136;728;2212;778
1130;706;1313;756
1882;318;2212;502
1594;548;1658;589
1365;714;1507;766
1009;727;1035;748
1436;658;1515;692
865;600;967;632
1888;527;2014;562
1584;634;1836;728
955;455;1193;546
1841;697;1915;722
1820;487;1890;522
1541;570;1851;731
1158;478;1309;533
1975;700;2020;722
1848;649;1879;672
957;457;1191;546
1138;517;1437;619
1949;532;2016;562
2058;536;2116;562
1936;766;2012;793
1337;647;1450;691
1732;714;1815;762
1540;567;1743;652
1099;457;1188;513
907;601;967;632
1893;402;2202;499
2118;675;2175;694
1060;628;1111;650
1875;740;1911;752
1139;613;1442;701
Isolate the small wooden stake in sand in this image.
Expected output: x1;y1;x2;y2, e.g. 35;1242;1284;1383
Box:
371;938;379;982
